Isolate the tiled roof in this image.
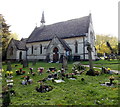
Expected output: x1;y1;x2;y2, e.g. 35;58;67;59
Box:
13;38;27;50
27;15;90;43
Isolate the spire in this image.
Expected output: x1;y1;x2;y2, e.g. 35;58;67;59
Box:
41;11;45;25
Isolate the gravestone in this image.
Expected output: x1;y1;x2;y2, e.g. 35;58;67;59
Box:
32;59;36;66
6;61;12;71
23;60;28;68
62;56;68;70
46;54;50;62
86;42;95;76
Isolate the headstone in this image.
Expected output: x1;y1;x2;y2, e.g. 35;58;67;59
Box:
46;54;50;62
2;90;11;107
32;59;36;66
6;61;12;71
62;56;68;70
23;60;28;68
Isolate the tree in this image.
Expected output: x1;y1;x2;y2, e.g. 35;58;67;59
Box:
118;42;120;55
0;14;11;60
0;14;18;60
95;35;118;56
9;33;19;40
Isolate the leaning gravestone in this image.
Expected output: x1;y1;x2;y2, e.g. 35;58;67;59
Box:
62;56;68;70
23;60;28;68
6;61;12;71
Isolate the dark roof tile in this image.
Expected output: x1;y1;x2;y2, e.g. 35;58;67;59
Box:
27;15;90;43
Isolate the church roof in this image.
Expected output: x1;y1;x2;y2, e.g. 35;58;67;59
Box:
57;37;71;51
47;36;71;51
27;15;90;43
12;38;27;50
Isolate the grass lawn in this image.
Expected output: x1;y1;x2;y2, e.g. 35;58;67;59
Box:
80;59;120;71
1;61;119;106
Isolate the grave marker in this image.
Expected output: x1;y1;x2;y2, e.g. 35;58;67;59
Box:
6;61;12;71
86;42;95;76
23;60;28;68
62;56;68;70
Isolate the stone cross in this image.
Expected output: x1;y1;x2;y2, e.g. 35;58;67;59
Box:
6;61;12;71
62;56;68;70
86;42;94;70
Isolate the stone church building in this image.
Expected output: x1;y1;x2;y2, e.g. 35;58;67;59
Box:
7;13;97;62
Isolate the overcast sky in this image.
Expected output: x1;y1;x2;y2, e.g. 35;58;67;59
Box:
0;0;119;39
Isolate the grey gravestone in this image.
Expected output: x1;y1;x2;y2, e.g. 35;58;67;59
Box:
6;61;12;71
23;60;28;68
32;59;36;66
62;56;68;70
46;54;50;62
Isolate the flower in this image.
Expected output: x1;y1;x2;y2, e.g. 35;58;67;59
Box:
37;70;40;72
52;70;54;72
30;68;33;70
6;71;9;74
22;71;25;73
107;68;111;71
109;76;114;80
9;71;13;74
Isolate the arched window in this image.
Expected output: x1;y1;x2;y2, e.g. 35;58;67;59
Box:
75;41;78;53
31;45;33;54
40;44;42;54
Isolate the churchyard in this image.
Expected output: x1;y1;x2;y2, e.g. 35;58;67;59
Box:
1;60;119;106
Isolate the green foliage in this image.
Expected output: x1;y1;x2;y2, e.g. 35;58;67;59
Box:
2;61;119;105
95;35;118;56
118;42;120;55
0;14;11;60
0;14;19;60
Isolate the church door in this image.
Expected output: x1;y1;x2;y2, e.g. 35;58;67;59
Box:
53;47;59;62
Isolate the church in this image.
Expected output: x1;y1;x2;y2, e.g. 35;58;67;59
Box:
7;12;97;62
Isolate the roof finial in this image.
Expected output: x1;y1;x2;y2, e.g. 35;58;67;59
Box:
41;11;45;25
35;23;37;28
89;10;91;16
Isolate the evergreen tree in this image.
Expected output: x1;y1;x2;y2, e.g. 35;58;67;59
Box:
0;14;11;60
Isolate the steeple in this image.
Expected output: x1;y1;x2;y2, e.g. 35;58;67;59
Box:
40;11;45;25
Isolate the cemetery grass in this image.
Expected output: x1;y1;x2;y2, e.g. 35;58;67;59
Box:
2;61;119;106
80;59;120;71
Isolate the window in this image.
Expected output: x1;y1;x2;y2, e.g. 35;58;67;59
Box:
75;41;78;53
40;44;42;54
31;45;33;54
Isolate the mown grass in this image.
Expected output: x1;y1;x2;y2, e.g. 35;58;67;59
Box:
80;59;120;71
2;61;119;106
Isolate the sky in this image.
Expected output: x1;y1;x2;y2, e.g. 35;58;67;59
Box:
0;0;119;39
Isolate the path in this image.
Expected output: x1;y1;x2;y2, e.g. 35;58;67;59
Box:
83;65;120;74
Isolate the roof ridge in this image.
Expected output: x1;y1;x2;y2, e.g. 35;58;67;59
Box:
27;14;90;43
46;15;89;26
